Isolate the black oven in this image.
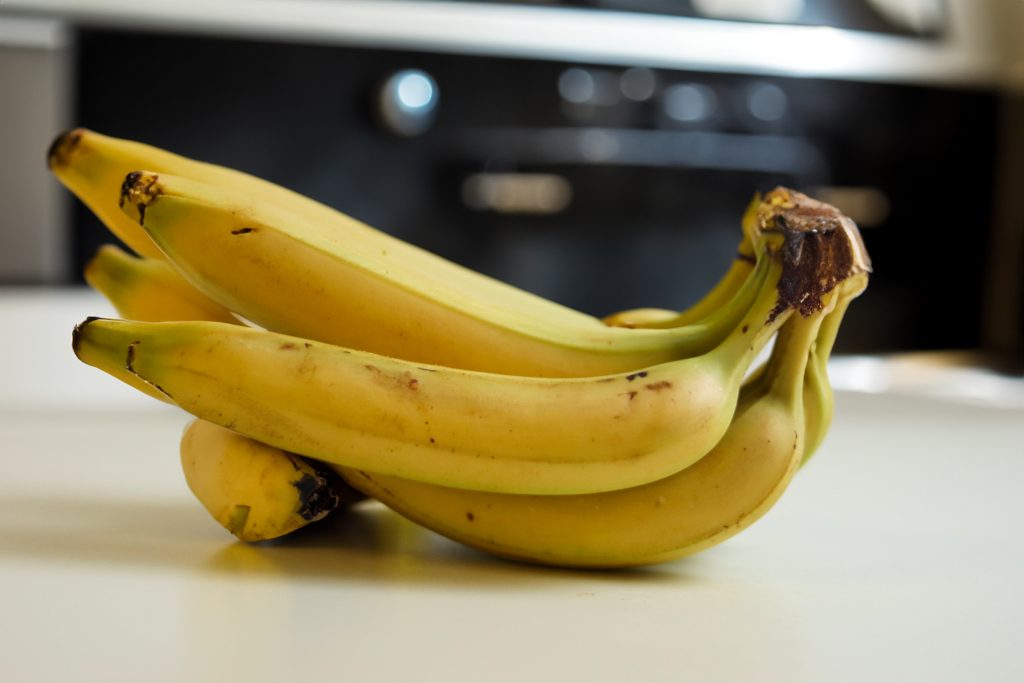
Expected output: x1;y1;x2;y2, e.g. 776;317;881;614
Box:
4;0;1022;361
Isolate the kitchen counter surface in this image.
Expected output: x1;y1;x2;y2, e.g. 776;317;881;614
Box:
1;289;1022;682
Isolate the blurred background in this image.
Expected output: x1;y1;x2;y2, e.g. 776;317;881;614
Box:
1;0;1023;368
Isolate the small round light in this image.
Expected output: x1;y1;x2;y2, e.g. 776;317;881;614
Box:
748;82;788;122
620;68;657;102
378;69;439;137
558;68;596;105
664;83;716;122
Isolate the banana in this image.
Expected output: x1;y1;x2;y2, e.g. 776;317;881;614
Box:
85;244;239;326
601;200;759;329
800;276;862;464
599;257;752;329
179;419;357;542
49;130;167;260
116;169;773;376
599;306;680;329
51;129;772;377
69;252;781;496
343;288;839;568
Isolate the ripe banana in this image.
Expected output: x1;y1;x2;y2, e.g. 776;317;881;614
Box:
70;251;783;496
179;419;356;542
116;168;773;375
800;276;862;464
600;258;752;329
344;289;837;568
48;130;166;259
85;244;239;326
601;200;759;329
51;129;773;377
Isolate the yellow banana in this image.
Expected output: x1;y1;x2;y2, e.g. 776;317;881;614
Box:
179;419;357;542
116;169;775;376
84;244;239;325
48;130;165;259
601;200;759;329
345;289;838;568
51;128;771;377
800;275;864;464
600;257;753;329
599;306;680;328
69;252;782;496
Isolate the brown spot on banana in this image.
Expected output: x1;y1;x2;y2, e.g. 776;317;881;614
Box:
119;171;163;226
125;340;140;372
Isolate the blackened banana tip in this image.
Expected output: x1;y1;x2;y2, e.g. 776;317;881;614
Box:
47;128;83;169
71;317;93;357
71;316;109;357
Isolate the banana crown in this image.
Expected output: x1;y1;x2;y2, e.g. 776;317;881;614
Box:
753;186;871;323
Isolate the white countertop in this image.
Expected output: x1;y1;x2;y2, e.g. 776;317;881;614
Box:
1;289;1022;682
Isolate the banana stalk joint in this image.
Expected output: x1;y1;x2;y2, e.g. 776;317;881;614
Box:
755;187;872;324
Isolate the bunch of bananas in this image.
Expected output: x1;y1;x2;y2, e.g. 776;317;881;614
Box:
51;129;870;568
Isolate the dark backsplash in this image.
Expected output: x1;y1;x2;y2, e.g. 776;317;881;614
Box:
71;28;999;355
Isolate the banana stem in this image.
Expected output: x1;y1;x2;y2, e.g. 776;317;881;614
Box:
810;273;868;367
709;257;789;388
799;272;868;463
763;302;831;411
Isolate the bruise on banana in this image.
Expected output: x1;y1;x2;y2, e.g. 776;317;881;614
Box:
758;187;872;323
119;171;163;226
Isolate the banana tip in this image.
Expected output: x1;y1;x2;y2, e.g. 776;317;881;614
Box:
47;128;84;170
71;316;104;358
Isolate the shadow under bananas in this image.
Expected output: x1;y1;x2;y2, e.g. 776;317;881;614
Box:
0;493;216;573
203;501;699;588
0;493;701;587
